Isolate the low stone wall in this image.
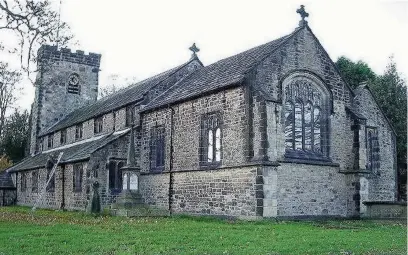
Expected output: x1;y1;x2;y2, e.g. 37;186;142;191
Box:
171;167;258;218
275;163;348;218
363;201;407;219
139;167;258;218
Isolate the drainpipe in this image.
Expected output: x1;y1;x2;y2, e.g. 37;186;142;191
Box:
61;165;65;210
168;105;175;215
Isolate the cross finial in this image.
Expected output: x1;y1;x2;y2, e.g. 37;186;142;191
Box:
189;43;200;58
296;5;309;26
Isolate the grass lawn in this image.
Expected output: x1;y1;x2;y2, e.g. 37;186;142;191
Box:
0;206;406;255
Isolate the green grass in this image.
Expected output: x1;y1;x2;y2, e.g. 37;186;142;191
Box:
0;206;406;255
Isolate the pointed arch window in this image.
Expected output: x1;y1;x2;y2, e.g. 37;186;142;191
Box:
283;75;330;160
200;112;222;165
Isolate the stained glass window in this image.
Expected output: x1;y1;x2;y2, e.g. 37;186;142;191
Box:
284;76;328;159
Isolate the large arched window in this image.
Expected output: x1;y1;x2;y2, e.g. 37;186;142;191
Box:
283;73;330;160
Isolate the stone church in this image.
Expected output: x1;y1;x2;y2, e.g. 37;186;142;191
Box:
6;6;398;218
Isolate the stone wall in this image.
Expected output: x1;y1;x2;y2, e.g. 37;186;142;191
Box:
141;87;248;172
16;166;63;209
273;163;348;217
353;86;397;202
30;46;101;154
139;167;258;218
64;163;88;210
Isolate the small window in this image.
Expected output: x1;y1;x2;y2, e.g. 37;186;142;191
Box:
125;105;134;127
73;164;83;192
67;73;80;94
32;171;38;193
21;173;27;192
94;116;103;134
39;137;44;151
75;123;83;140
200;112;222;165
150;126;165;172
60;129;67;145
47;134;54;149
366;127;380;171
46;164;55;193
108;161;124;191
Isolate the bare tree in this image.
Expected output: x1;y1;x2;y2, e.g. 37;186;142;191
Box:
0;61;21;137
0;0;73;77
98;74;138;99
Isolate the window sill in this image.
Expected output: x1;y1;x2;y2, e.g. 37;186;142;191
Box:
199;162;222;170
279;157;339;167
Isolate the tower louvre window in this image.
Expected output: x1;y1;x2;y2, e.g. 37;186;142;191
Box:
67;73;80;94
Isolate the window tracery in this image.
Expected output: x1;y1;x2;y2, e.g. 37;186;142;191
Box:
283;75;329;160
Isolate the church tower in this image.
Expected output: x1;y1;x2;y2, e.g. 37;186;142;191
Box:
29;45;101;155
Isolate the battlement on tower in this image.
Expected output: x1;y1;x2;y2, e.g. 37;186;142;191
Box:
37;45;101;67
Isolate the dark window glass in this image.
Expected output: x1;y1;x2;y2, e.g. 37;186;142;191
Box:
39;137;44;151
94;116;103;134
108;161;124;191
47;134;54;149
284;78;328;159
200;112;222;165
21;173;27;192
112;112;116;131
73;164;83;192
367;128;380;171
32;171;38;193
60;129;67;145
125;106;134;127
75;124;83;140
150;126;165;172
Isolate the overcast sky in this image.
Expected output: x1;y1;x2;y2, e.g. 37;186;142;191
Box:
15;0;408;111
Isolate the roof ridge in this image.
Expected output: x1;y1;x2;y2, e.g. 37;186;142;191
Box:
141;28;301;112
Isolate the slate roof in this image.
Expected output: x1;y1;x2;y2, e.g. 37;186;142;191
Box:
40;60;195;136
8;129;130;172
0;171;15;189
142;28;302;112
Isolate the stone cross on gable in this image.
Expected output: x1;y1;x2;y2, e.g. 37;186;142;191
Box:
189;43;200;58
296;5;309;26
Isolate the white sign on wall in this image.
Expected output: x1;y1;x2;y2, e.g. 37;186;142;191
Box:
130;174;138;190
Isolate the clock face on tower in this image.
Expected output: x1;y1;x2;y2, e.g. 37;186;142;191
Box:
67;73;80;94
68;73;80;86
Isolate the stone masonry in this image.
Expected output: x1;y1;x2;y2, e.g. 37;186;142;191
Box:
8;7;398;219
